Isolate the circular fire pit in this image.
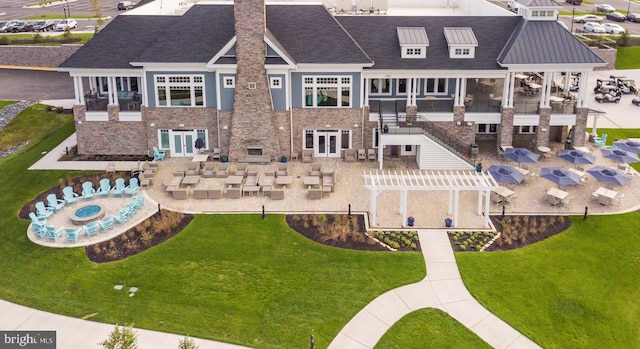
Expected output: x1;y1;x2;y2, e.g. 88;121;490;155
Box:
70;204;105;225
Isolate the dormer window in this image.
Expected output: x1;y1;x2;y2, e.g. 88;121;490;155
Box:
397;27;428;59
444;27;478;59
516;0;560;21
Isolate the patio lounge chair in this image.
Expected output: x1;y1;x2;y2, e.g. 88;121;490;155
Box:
35;202;54;219
46;193;65;212
29;212;47;237
171;188;188;200
81;181;96;200
84;222;100;238
124;178;139;197
208;188;222;199
226;187;241;199
62;186;79;205
111;178;126;197
46;226;64;241
153;146;166;161
100;216;115;233
344;149;357;163
29;212;47;226
186;163;199;176
114;209;130;225
96;178;112;198
193;188;208;199
594;133;607;147
367;149;376;161
357;149;366;162
302;150;314;163
203;163;217;178
235;163;249;177
65;227;82;243
215;163;230;178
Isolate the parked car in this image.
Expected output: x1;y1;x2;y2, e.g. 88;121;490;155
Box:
573;14;603;23
32;20;56;32
584;22;606;33
55;18;77;31
566;0;582;4
627;13;640;22
603;23;626;34
117;1;136;10
596;4;616;13
606;12;626;22
0;20;18;33
9;21;34;33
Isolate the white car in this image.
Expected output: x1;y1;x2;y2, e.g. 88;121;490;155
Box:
602;23;626;34
56;18;77;31
596;3;616;13
573;14;603;23
584;22;606;33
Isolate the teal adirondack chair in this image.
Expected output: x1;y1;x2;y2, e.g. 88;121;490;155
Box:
96;178;112;198
84;222;100;238
35;202;54;219
114;208;131;225
111;178;126;197
62;186;79;205
65;227;83;243
46;193;65;212
82;181;96;200
124;177;139;197
134;195;144;210
29;213;47;238
46;226;63;241
100;216;115;233
153;146;166;161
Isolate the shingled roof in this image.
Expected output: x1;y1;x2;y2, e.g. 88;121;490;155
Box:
497;20;605;65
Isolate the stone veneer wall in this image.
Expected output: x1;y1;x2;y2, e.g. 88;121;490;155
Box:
498;107;515;146
218;110;233;155
432;106;475;147
229;0;281;161
291;108;363;157
571;108;589;147
144;107;218;156
536;107;551;148
73;105;148;155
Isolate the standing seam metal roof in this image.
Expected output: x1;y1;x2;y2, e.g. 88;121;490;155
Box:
443;27;478;46
397;27;429;46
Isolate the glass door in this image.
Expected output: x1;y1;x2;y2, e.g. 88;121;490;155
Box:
314;131;340;158
171;130;196;157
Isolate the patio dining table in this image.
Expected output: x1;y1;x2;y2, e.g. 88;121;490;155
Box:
276;175;293;188
547;187;568;200
303;176;320;189
181;175;201;186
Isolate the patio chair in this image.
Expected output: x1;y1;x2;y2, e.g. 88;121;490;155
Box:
193;188;208;199
235;163;249;177
65;227;82;243
307;188;323;200
114;209;130;225
134;195;144;210
490;192;503;206
613;193;624;206
207;188;222;199
81;181;96;200
29;212;47;226
46;193;65;212
367;149;376;161
344;149;357;163
357;149;366;162
100;215;115;233
46;226;64;242
124;178;139;197
96;178;112;198
215;163;230;178
561;197;573;208
186;163;199;176
276;163;288;177
153;146;166;161
594;133;607;147
211;147;221;161
302;149;314;163
33;224;47;240
309;163;322;177
62;186;79;205
271;188;285;200
84;222;100;238
203;163;217;178
35;202;54;219
171;188;188;200
111;178;126;197
226;187;241;199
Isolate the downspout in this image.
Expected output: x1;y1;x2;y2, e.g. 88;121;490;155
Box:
288;69;293;158
215;70;221;149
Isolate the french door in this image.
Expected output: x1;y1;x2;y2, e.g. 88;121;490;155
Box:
315;130;340;158
172;130;196;157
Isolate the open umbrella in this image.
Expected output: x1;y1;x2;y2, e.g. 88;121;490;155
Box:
587;166;631;186
601;148;640;164
486;165;525;184
612;140;640;154
503;148;540;166
540;167;581;187
557;149;595;168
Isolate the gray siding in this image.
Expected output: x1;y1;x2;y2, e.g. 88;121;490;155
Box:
269;74;287;111
219;73;236;110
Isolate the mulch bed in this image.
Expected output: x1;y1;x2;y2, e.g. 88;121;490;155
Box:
59;145;153;162
483;215;572;252
286;214;388;251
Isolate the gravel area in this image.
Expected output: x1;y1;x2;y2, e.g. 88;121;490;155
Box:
0;46;80;68
0;100;36;159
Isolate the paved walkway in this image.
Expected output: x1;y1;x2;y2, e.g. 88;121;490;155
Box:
329;230;540;349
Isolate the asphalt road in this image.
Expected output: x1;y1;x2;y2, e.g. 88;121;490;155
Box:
0;69;74;100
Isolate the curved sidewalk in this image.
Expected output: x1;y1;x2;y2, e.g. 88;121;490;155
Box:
328;229;541;349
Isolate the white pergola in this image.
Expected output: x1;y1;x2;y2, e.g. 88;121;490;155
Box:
363;170;499;228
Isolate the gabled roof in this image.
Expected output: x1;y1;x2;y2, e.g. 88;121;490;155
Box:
516;0;562;7
443;27;478;46
397;27;428;46
497;20;605;65
337;16;521;70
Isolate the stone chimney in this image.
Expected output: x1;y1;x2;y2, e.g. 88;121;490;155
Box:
229;0;281;161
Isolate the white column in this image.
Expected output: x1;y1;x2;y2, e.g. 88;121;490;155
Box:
477;189;483;215
406;78;412;106
88;76;95;94
77;77;85;105
454;78;460;106
503;72;511;108
509;72;516;108
364;78;369;106
577;71;589;108
140;74;147;106
461;78;467;100
370;190;377;227
540;72;549;107
413;78;419;105
563;72;571;96
107;76;114;105
592;114;600;138
378;137;384;170
484;190;491;228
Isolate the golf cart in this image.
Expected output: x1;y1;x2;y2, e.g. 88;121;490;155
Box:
595;89;622;103
594;78;618;94
610;75;637;94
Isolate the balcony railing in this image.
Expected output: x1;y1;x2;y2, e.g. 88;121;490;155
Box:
84;92;142;112
416;99;454;113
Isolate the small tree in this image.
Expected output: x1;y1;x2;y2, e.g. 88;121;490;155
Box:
90;0;105;33
177;337;199;349
99;324;139;349
617;31;630;47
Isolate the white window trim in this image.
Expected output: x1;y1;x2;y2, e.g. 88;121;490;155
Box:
223;76;235;88
519;125;538;134
396;78;408;95
425;78;448;95
302;75;352;108
369;78;392;96
158;129;170;150
270;77;282;89
154;74;205;107
402;46;426;59
476;123;498;134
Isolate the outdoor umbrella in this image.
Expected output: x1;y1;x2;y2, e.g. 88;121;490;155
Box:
486;165;525;184
601;148;640;164
612;140;640;154
503;148;540;166
557;149;595;168
587;166;631;186
540;167;581;187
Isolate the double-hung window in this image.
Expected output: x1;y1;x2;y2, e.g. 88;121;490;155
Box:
303;76;351;107
425;78;447;95
155;75;205;107
370;78;391;95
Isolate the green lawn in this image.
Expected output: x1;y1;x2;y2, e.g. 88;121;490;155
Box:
0;103;426;349
585;128;640;171
375;309;492;349
0;100;17;109
457;214;640;348
616;47;640;69
24;14;107;20
0;33;94;46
